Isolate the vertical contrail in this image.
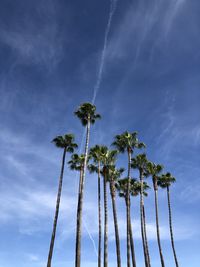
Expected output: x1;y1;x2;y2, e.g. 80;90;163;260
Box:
92;0;118;104
83;218;98;257
88;0;119;256
75;0;119;258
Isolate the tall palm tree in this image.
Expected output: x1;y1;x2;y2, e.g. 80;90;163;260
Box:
107;165;124;267
68;153;85;194
74;103;101;267
101;148;118;267
147;162;165;267
113;131;145;267
131;154;151;267
137;181;151;267
158;173;179;267
130;180;150;267
88;145;108;267
47;134;77;267
116;178;150;267
116;178;137;267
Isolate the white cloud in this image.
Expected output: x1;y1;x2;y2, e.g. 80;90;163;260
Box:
1;28;63;68
165;0;187;34
0;128;60;177
1;28;62;67
0;179;191;240
179;184;200;203
4;155;28;175
0;1;64;69
26;253;40;262
106;0;187;64
153;90;200;162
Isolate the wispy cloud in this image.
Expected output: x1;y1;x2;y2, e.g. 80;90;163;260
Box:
0;128;59;174
0;28;63;68
153;89;200;162
179;183;200;203
0;1;63;69
26;253;40;262
164;0;186;35
0;176;194;241
106;0;187;64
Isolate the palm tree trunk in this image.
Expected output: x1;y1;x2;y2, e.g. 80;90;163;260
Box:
103;174;108;267
98;161;102;267
110;180;121;267
154;189;165;267
143;205;151;267
167;186;179;267
47;147;66;267
78;167;83;195
75;120;90;267
129;202;137;267
139;171;149;267
126;149;132;267
126;199;131;267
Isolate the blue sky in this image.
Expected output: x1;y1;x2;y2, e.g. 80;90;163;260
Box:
0;0;200;266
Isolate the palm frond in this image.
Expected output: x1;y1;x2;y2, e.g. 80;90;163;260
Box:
74;102;101;126
52;134;78;151
87;164;98;174
112;131;145;154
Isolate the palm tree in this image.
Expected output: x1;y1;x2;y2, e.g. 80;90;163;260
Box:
112;131;145;267
74;103;101;267
131;154;151;267
130;180;150;267
136;181;151;267
88;145;108;267
107;165;124;267
68;153;85;194
116;178;137;267
147;162;165;267
47;134;77;267
116;178;150;267
158;173;179;267
101;148;118;267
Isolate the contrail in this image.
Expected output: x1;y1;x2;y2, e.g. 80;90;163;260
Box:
75;0;119;258
83;218;98;258
92;0;118;104
77;0;118;192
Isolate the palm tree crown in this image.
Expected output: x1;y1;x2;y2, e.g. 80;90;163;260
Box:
131;181;150;197
116;179;150;198
88;146;118;176
101;148;118;177
147;162;163;190
157;173;176;188
112;131;145;153
52;134;78;152
107;166;124;194
102;148;118;166
131;154;150;174
68;154;86;171
116;178;137;199
88;145;108;173
74;102;101;126
107;165;124;181
89;145;107;162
